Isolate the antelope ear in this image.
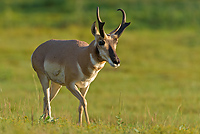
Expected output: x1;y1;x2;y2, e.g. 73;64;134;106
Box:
91;21;99;36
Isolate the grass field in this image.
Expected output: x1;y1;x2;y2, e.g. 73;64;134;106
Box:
1;0;200;133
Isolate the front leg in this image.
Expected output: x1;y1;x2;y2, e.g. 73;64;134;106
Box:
78;86;90;125
66;83;90;125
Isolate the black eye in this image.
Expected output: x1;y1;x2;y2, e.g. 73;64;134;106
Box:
98;40;105;46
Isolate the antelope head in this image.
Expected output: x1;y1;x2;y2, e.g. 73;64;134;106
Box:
91;7;130;68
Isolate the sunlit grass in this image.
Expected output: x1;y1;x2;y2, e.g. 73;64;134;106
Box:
0;26;200;133
1;0;200;132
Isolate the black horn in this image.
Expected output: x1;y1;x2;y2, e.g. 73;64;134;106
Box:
96;7;106;38
114;9;131;38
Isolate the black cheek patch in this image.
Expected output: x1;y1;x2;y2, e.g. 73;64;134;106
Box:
108;46;120;65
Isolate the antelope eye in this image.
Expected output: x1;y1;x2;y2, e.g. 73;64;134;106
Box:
98;40;105;46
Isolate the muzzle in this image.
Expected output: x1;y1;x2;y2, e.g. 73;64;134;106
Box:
109;45;120;67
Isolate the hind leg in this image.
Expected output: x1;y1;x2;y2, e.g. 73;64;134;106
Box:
50;81;62;102
37;72;51;119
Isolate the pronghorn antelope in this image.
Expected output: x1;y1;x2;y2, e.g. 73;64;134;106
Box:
31;7;130;125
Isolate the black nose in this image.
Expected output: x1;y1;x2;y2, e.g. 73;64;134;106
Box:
113;57;120;65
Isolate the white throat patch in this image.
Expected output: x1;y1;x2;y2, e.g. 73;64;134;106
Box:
90;53;105;69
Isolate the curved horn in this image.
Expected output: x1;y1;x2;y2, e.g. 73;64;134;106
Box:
96;7;106;38
115;9;131;38
117;9;126;24
109;24;121;35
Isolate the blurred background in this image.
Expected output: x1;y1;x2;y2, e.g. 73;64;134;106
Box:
0;0;200;129
1;0;199;29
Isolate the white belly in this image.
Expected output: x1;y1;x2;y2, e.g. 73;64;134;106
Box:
44;61;65;85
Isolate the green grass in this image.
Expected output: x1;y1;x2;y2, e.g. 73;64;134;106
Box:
1;0;200;133
1;27;200;133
